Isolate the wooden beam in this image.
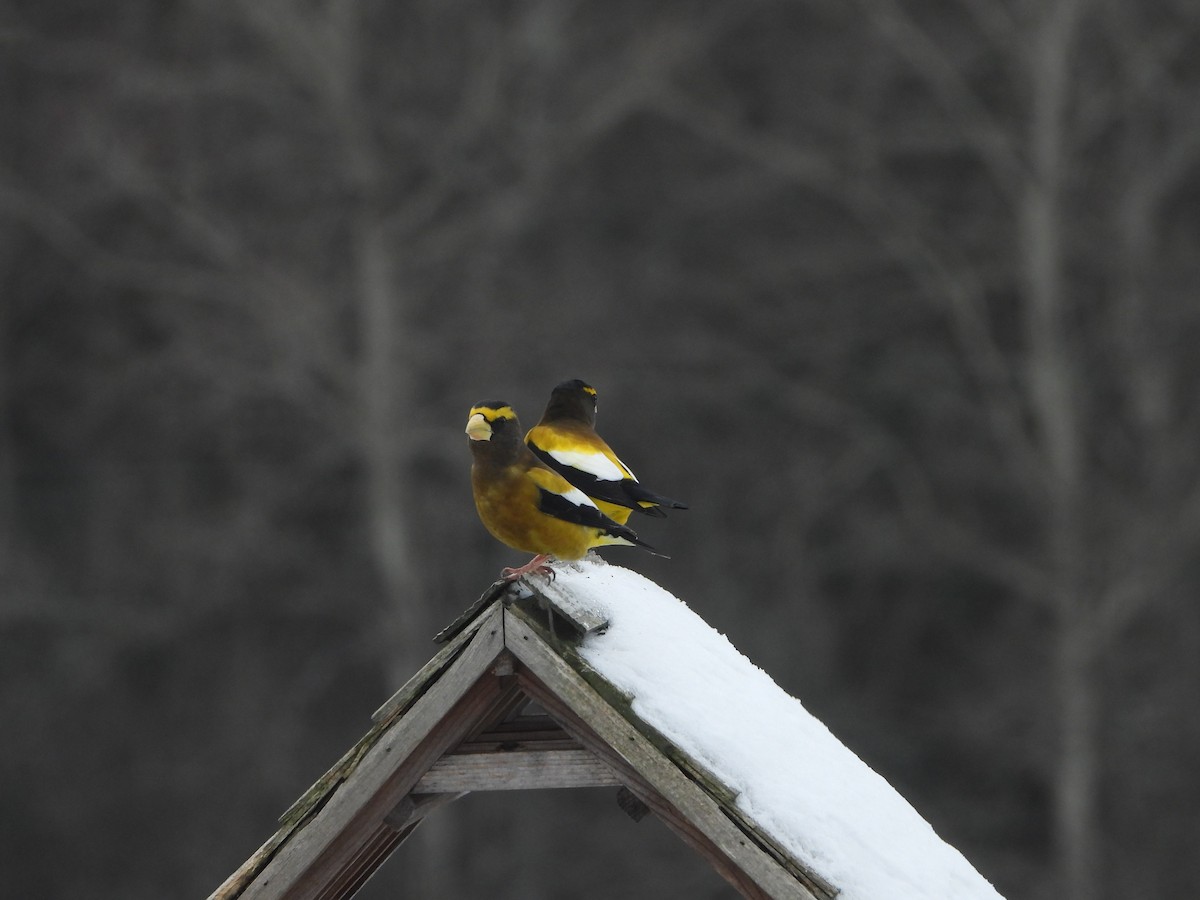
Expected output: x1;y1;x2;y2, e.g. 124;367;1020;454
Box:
414;749;622;792
382;792;466;831
310;823;403;900
433;579;512;644
238;606;507;900
503;607;824;900
533;575;610;636
461;715;579;752
372;599;498;723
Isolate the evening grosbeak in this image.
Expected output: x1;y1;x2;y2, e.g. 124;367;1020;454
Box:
466;401;661;580
525;379;688;525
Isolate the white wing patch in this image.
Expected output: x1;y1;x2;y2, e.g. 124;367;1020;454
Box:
547;448;634;482
558;485;601;508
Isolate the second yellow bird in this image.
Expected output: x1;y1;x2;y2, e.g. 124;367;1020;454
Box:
525;379;688;525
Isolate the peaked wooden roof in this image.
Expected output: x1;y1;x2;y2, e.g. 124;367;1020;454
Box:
208;579;839;900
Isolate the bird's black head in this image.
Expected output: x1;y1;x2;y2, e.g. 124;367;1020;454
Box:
541;378;598;426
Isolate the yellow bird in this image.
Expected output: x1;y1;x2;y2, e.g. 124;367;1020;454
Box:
525;379;688;525
465;401;661;580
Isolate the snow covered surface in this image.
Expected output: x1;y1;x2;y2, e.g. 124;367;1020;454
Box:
545;557;1004;900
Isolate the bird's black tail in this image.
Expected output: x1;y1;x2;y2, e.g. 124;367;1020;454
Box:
605;521;669;559
629;533;669;559
627;483;688;517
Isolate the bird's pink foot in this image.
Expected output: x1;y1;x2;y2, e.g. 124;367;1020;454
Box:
501;554;555;582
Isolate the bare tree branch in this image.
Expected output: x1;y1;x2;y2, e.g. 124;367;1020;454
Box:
856;0;1024;199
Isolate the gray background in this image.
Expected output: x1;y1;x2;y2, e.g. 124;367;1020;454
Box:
4;1;1199;898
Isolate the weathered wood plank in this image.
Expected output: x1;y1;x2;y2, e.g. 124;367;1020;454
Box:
237;606;506;900
208;832;292;900
528;572;610;636
311;823;401;900
292;679;514;900
432;579;512;644
371;599;497;723
456;711;580;752
511;666;779;899
503;607;825;900
413;748;622;792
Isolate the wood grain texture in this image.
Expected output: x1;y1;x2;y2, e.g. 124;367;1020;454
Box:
414;748;622;792
529;574;610;636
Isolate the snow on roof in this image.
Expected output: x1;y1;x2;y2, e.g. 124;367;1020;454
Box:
555;557;1004;900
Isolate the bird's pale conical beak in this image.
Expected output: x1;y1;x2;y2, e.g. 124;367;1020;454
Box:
465;413;492;441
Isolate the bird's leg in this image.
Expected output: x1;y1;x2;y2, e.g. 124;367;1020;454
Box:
501;554;555;582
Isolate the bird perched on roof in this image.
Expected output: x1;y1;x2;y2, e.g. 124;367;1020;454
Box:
466;401;662;581
525;379;688;526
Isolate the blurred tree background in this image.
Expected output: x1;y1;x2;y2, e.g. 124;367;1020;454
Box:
4;1;1200;898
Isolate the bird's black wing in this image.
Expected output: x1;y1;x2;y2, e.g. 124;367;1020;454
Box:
535;485;633;535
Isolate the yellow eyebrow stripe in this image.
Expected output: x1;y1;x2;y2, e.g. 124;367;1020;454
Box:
469;404;517;422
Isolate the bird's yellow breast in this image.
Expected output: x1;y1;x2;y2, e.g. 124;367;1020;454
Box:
471;463;615;560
